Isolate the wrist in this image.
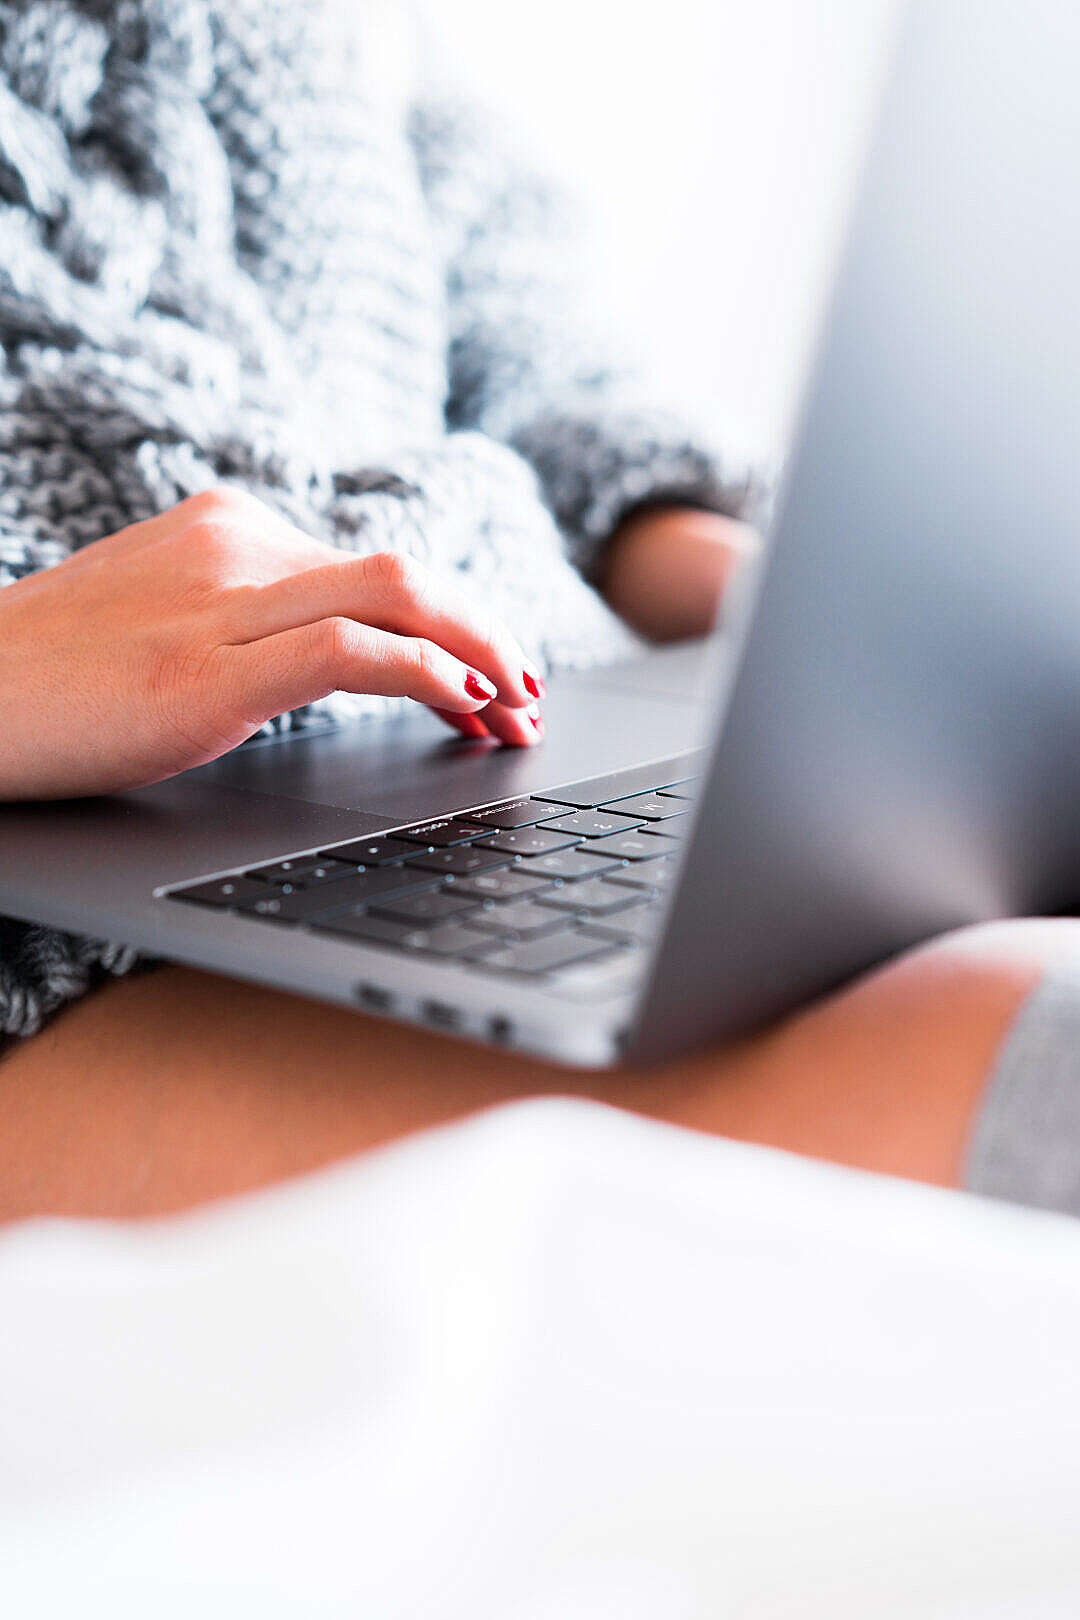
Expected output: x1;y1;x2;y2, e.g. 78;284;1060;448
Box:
602;507;752;641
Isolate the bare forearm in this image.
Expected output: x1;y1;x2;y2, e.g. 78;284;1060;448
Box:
601;508;755;641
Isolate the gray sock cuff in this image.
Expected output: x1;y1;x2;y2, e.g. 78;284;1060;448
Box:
966;962;1080;1216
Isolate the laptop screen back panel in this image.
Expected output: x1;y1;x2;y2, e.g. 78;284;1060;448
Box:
629;0;1080;1061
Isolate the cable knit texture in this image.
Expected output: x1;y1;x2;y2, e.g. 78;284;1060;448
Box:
0;0;749;1043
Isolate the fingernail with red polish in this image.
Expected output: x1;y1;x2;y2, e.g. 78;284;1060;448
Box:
523;668;547;700
465;671;497;701
529;704;544;736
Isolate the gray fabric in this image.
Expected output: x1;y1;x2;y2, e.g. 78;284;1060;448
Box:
0;0;751;1043
966;963;1080;1217
0;918;140;1040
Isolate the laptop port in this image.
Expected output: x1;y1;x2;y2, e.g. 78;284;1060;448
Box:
356;983;394;1013
422;1000;461;1031
488;1015;514;1045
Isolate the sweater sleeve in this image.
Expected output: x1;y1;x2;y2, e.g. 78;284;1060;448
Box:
408;95;756;584
0;919;140;1045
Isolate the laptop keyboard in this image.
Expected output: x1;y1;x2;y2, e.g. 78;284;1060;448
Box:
166;758;698;987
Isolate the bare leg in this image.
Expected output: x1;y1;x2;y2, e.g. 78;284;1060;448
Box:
2;918;1078;1221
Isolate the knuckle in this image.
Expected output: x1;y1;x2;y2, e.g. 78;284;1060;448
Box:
474;607;511;659
181;485;253;522
314;615;356;672
366;548;426;605
180;524;243;595
186;519;229;560
409;637;442;684
179;489;273;582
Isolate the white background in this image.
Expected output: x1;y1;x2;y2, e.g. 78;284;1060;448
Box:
431;0;898;466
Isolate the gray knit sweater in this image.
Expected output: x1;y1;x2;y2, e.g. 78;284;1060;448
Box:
0;0;747;1042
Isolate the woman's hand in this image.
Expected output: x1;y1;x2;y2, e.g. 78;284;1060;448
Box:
0;488;545;802
602;506;757;642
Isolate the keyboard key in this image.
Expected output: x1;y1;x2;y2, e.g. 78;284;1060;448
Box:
450;867;553;901
547;952;647;999
246;857;355;887
606;856;678;890
246;857;325;885
460;798;553;830
320;836;423;866
467;900;569;940
589;908;664;945
476;930;617;976
315;911;498;960
369;889;478;924
597;793;690;822
536;808;644;839
658;788;694;802
529;758;700;810
243;865;437;922
583;829;681;861
312;911;430;948
538;879;650;917
404;846;512;877
526;849;626;882
475;826;581;857
305;858;369;884
409;924;504;958
394;819;485;847
172;875;270;908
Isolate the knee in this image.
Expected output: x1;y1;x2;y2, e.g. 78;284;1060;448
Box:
810;916;1080;1086
898;917;1080;1001
677;918;1080;1190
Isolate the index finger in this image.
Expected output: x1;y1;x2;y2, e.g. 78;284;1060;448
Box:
236;551;545;710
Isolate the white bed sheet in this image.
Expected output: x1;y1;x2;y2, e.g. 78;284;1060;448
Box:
2;1097;1080;1617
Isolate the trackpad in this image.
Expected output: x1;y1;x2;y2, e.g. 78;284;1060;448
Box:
187;657;710;822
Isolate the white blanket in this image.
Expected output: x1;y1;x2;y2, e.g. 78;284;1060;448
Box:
3;1098;1080;1617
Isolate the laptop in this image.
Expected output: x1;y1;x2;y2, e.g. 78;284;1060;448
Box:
3;0;1079;1066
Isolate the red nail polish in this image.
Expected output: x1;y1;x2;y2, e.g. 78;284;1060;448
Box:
523;670;546;700
465;671;496;701
531;712;545;736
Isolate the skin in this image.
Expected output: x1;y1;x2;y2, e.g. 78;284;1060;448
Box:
0;487;547;799
0;493;739;794
602;506;756;640
1;494;1061;1221
0;919;1070;1221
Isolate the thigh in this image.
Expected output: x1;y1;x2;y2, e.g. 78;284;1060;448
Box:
0;964;650;1219
3;918;1078;1221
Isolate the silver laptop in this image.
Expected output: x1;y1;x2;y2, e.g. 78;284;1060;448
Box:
3;0;1079;1066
